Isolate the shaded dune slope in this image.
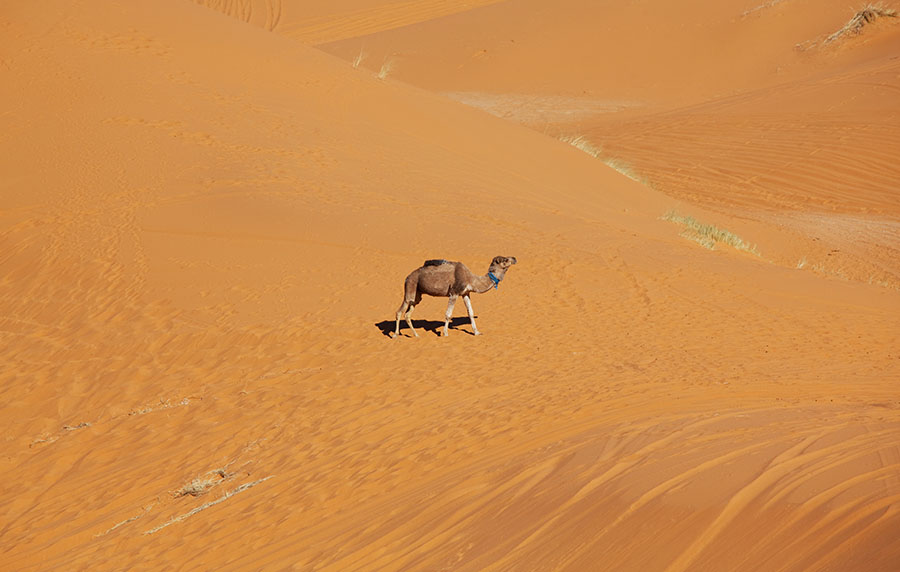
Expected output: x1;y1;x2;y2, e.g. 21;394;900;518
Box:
1;1;898;571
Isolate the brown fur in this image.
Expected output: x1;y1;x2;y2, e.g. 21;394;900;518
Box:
392;256;517;338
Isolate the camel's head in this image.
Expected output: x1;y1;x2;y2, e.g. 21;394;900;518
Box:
489;256;517;277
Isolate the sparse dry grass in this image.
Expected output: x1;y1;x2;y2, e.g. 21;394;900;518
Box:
559;134;601;158
602;157;647;184
662;211;760;255
352;47;367;69
794;257;898;289
145;476;274;535
825;3;897;43
796;3;897;50
32;397;195;449
559;134;650;185
30;421;91;446
741;0;789;18
129;397;192;417
95;502;158;538
29;435;58;448
377;56;395;79
63;422;91;431
95;449;265;537
868;275;894;288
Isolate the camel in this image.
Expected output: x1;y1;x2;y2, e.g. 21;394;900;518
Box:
391;256;517;338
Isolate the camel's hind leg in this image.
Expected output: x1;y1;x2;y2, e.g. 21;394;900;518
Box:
393;291;421;338
392;300;409;338
404;303;419;337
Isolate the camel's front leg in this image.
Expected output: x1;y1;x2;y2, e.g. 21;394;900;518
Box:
442;295;457;336
463;295;481;336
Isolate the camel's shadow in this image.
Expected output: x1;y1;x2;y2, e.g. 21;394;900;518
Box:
374;317;478;338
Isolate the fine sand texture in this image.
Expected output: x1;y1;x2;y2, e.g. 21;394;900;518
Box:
2;1;899;570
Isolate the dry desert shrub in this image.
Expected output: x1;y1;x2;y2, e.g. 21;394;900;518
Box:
825;3;897;43
175;468;229;498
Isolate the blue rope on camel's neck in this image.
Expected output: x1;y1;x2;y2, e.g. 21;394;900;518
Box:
488;271;501;289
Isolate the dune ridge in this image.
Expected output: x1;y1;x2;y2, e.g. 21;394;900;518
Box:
1;0;898;570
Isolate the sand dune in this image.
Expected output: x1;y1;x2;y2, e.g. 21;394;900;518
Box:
315;0;900;286
2;0;899;570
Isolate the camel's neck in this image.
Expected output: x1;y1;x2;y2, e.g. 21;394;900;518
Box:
474;268;506;293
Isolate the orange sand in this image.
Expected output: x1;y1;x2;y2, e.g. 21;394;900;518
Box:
2;1;898;570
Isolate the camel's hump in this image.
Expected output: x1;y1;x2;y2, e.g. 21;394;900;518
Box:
423;259;450;267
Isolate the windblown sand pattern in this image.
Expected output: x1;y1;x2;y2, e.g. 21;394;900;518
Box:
2;0;898;570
